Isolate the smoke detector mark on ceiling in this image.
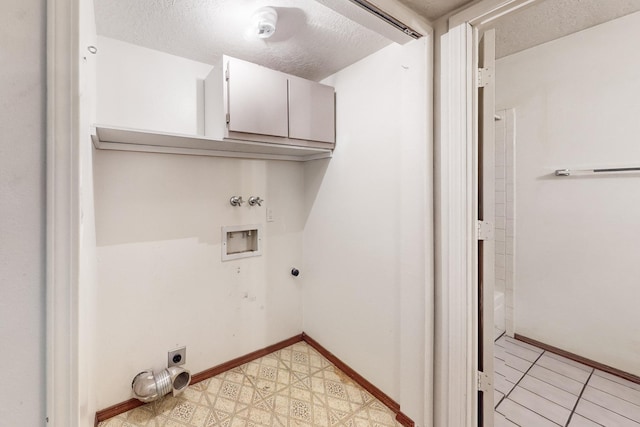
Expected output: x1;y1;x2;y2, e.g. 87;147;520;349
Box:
253;7;278;39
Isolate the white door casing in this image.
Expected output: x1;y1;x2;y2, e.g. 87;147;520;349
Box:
48;0;539;425
47;0;81;425
435;22;476;427
437;1;542;427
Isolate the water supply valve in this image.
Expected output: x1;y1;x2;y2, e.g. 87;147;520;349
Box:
229;196;245;207
248;196;264;206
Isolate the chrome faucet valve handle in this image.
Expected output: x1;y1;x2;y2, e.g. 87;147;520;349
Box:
248;196;264;207
230;196;245;207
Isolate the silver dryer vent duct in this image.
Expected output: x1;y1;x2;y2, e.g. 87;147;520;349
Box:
131;366;191;403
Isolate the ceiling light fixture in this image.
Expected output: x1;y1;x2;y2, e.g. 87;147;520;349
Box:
252;7;278;39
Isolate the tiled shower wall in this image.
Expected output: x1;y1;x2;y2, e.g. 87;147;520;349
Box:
495;109;516;337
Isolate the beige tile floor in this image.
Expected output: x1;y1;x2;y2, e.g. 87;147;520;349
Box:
99;341;402;427
494;335;640;426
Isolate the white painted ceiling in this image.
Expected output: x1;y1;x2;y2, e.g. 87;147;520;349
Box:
95;0;640;81
95;0;395;81
393;0;640;58
492;0;640;58
393;0;475;21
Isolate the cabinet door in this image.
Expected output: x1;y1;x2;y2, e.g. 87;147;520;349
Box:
288;78;335;144
226;57;288;137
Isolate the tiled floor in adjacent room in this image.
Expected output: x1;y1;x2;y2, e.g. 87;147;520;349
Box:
99;341;402;427
494;335;640;426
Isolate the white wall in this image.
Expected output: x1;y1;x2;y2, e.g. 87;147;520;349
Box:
494;109;516;338
94;157;304;407
496;12;640;375
96;36;213;135
303;38;432;423
94;35;304;409
0;0;46;424
94;34;433;423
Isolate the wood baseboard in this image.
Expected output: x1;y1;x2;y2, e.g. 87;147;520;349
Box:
394;410;416;427
515;334;640;385
301;333;414;427
95;398;144;425
190;334;303;384
95;332;415;427
95;334;303;425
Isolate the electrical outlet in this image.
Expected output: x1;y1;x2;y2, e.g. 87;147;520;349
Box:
168;346;186;367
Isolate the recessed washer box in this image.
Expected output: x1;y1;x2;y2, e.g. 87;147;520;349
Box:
222;224;263;261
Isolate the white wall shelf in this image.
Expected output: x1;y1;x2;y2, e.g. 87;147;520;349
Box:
91;125;333;162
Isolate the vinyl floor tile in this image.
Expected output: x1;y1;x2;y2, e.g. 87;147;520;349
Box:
495;411;518;426
498;338;542;363
346;401;403;427
504;352;535;373
594;370;640;393
495;389;505;408
536;354;592;383
496;360;526;384
496;398;559;427
588;374;640;406
503;337;543;355
575;399;640;427
567;413;602;426
495;372;517;395
582;386;640;423
528;365;585;395
494;337;640;427
508;386;571;425
99;341;400;427
544;351;592;372
518;374;579;410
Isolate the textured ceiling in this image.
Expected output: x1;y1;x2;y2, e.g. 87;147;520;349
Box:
393;0;640;59
393;0;476;20
95;0;640;80
494;0;640;58
94;0;393;81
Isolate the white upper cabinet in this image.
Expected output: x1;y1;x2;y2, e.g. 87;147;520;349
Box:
93;40;333;161
288;77;336;144
226;58;289;138
205;56;335;148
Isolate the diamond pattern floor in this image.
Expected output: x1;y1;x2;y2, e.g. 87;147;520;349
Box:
99;341;402;427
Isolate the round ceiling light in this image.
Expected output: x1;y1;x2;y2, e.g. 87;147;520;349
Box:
253;7;278;39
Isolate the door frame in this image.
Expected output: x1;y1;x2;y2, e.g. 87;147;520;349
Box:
46;1;433;426
46;0;548;425
436;1;542;426
47;0;80;425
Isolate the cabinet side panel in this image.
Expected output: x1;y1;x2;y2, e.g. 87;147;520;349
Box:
204;61;224;139
96;36;212;135
227;58;288;137
289;78;336;143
